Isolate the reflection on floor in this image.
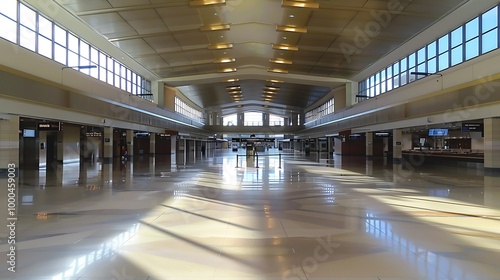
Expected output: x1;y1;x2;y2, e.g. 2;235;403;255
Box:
1;149;500;280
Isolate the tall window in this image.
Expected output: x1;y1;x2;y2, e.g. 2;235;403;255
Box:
269;114;284;126
244;112;263;126
223;114;237;126
0;1;152;101
305;98;335;123
358;5;500;100
174;97;205;124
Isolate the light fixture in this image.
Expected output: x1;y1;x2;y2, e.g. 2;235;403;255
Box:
214;58;236;63
224;78;239;82
264;86;280;91
266;79;284;83
281;0;319;9
263;91;278;95
276;25;307;33
200;24;230;31
267;68;289;74
269;58;292;64
217;68;237;73
189;0;226;7
208;43;233;50
262;94;275;98
272;44;298;51
226;85;241;90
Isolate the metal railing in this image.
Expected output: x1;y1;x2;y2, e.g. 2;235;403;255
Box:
235;153;288;169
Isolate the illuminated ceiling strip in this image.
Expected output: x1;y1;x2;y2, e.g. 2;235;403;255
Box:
217;68;237;73
208;43;233;50
266;79;284;83
281;0;319;9
200;24;230;31
226;85;241;90
276;25;307;33
214;57;236;63
267;68;289;74
272;44;298;51
189;0;226;7
224;78;239;82
263;91;278;95
270;58;292;64
264;86;280;91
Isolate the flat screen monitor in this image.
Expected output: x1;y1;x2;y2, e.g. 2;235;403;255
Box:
428;128;448;136
23;129;35;138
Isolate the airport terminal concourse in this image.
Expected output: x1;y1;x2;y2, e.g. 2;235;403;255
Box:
1;0;500;279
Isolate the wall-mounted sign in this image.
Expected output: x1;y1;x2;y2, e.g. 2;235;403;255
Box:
37;122;61;131
461;123;483;132
85;132;102;137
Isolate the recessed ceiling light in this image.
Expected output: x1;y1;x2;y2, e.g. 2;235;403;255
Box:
200;24;230;31
208;43;233;50
189;0;226;7
224;78;239;83
217;68;237;73
272;44;298;51
266;79;284;83
226;85;241;90
264;86;280;91
276;25;308;33
214;58;235;63
289;14;295;18
270;58;292;64
267;68;289;74
282;0;319;9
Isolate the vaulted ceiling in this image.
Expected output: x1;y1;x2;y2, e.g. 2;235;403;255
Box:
55;0;467;116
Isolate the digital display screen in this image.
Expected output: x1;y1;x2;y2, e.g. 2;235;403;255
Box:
23;129;35;137
428;128;448;136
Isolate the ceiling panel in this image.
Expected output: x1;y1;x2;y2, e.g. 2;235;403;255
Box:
56;0;468;115
119;10;168;35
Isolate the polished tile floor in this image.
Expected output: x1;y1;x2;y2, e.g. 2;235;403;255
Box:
1;149;500;280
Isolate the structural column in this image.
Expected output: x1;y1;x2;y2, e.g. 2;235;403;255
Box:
170;135;177;171
484;118;500;175
0;115;19;238
103;126;113;163
393;129;402;164
149;133;156;156
126;129;134;160
334;136;343;155
366;132;373;160
0;115;20;177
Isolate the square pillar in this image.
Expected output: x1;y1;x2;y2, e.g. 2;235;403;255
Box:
484;118;500;175
103;126;113;163
366;132;373;160
393;129;402;164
